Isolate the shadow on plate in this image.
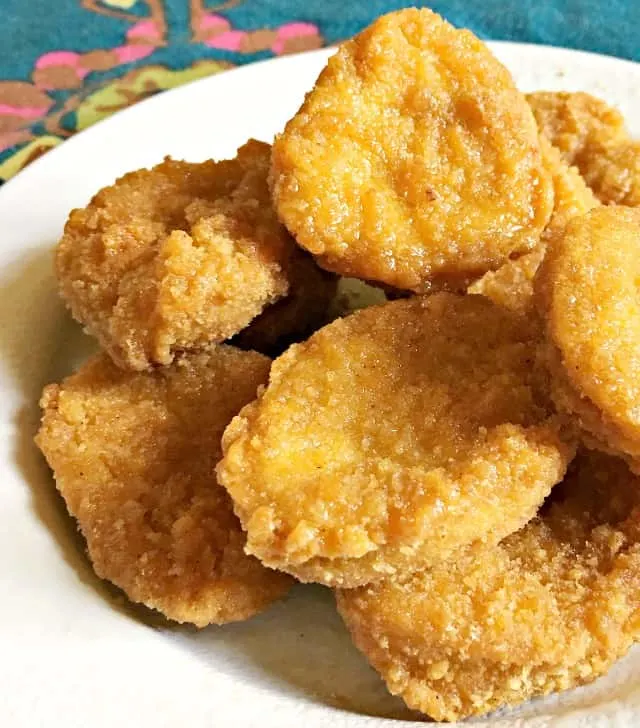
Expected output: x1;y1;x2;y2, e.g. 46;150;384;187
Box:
173;584;417;721
0;250;87;577
0;247;158;622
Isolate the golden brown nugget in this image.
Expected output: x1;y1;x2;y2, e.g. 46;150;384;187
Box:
528;91;640;206
538;138;600;236
35;347;293;626
232;252;337;356
271;9;553;292
218;294;574;588
57;140;311;370
336;451;640;722
527;91;627;163
536;206;640;465
470;138;598;314
578;139;640;207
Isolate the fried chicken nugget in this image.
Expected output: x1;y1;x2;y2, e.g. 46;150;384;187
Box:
579;139;640;207
528;91;640;206
57;140;316;370
336;451;640;721
271;9;553;292
218;294;574;588
527;91;627;163
536;206;640;466
469;138;598;314
35;346;293;626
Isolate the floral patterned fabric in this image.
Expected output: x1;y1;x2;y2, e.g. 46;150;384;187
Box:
2;0;639;183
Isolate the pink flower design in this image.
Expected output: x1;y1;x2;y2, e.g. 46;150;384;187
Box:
204;30;246;51
126;19;162;42
0;103;49;119
36;51;85;70
113;44;156;63
199;14;231;33
199;14;247;51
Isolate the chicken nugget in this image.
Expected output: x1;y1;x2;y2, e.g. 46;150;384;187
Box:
528;91;640;206
536;206;640;466
57;140;311;370
35;346;293;626
336;450;640;721
271;9;553;292
578;139;640;207
218;294;574;588
537;138;601;237
469;138;598;314
527;91;627;163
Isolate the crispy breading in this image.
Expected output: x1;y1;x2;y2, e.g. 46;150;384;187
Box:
528;91;640;206
527;91;627;162
271;9;553;292
578;139;640;206
56;140;312;370
470;138;598;314
535;206;640;466
35;346;293;626
218;294;574;587
337;451;640;721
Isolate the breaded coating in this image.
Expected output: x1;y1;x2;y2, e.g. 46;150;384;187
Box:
536;206;640;466
57;140;309;370
271;9;553;292
578;139;640;207
218;294;574;588
528;91;640;206
537;138;600;237
336;451;640;721
470;138;598;314
232;252;337;356
527;91;627;163
35;347;293;626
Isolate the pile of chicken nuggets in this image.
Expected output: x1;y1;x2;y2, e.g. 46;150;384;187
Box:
35;8;640;723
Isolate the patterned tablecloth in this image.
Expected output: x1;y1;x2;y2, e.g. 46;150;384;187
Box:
2;0;639;183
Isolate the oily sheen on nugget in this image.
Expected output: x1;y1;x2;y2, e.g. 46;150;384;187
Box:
337;451;640;721
218;294;575;588
536;206;640;467
36;346;293;626
271;8;553;292
470;138;598;314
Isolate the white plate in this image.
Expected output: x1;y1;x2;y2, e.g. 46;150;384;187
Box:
1;43;639;728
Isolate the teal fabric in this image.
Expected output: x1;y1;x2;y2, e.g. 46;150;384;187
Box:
1;1;638;181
